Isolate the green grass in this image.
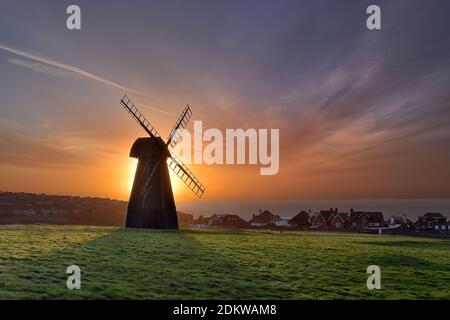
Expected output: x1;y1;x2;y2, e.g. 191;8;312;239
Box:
0;225;448;299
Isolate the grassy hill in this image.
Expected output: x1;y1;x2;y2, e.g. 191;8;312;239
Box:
0;225;448;299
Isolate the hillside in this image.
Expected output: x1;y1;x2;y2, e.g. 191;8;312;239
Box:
0;192;193;228
0;225;448;299
0;192;127;226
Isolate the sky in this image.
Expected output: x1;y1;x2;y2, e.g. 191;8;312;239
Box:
1;0;450;202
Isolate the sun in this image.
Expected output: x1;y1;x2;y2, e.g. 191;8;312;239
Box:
126;158;182;197
126;158;138;193
168;162;182;196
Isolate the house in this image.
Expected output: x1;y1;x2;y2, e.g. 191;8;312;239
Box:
310;208;337;230
192;215;210;228
416;213;448;233
349;209;384;231
208;213;249;228
207;213;228;226
387;215;414;231
249;210;281;227
274;218;293;227
288;210;311;229
328;213;349;230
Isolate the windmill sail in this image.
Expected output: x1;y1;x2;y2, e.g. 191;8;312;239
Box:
120;95;160;138
168;154;206;198
167;104;192;148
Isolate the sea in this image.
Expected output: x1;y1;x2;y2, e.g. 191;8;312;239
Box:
177;199;450;221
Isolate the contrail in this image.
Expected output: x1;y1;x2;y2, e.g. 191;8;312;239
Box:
0;43;143;95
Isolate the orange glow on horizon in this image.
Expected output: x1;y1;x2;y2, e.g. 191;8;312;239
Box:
168;167;183;198
123;158;184;200
126;158;138;194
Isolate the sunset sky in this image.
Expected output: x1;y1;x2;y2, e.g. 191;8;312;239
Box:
1;0;450;202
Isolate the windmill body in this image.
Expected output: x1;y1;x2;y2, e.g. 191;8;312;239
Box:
120;95;205;230
126;137;178;229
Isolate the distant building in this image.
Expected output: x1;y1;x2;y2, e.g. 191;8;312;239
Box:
387;215;414;231
349;209;384;231
310;209;334;230
192;215;210;228
273;218;292;227
249;210;281;227
207;213;229;226
416;213;447;233
208;213;249;228
288;210;311;229
311;208;343;230
328;213;349;231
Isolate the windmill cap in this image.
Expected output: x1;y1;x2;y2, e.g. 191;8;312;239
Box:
130;137;170;159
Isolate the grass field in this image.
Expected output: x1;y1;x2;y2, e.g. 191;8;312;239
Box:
0;225;448;299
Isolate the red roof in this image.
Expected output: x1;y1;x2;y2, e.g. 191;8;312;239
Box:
249;210;280;223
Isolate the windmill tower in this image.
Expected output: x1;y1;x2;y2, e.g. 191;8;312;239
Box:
120;95;205;229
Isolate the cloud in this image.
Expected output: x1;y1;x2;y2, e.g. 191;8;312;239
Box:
141;104;178;117
0;43;181;117
39;122;49;129
7;58;73;77
0;124;91;168
0;120;131;169
0;43;142;95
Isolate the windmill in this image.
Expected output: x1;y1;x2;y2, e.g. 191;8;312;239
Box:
120;95;205;229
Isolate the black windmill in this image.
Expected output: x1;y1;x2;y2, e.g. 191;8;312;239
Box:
120;95;205;229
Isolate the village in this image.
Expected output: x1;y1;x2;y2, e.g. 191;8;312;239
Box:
181;208;450;236
0;192;449;237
